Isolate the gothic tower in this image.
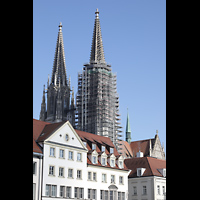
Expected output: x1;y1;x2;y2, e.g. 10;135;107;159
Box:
76;9;122;149
39;23;75;126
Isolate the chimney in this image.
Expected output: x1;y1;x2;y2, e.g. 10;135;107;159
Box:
136;150;143;157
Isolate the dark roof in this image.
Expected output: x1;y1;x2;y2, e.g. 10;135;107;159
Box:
124;156;166;178
37;121;66;142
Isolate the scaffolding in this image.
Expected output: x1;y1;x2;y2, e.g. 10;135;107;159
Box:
76;63;122;148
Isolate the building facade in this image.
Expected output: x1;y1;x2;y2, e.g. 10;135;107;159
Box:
76;9;122;149
125;155;166;200
39;23;75;126
33;119;129;200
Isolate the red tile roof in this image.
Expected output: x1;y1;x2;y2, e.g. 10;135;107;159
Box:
33;119;50;153
124;156;166;178
33;119;128;170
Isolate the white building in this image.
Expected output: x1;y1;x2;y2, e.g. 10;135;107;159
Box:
33;119;50;200
124;153;166;200
33;119;130;200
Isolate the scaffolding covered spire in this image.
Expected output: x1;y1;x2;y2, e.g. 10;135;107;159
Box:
51;22;67;87
90;9;106;64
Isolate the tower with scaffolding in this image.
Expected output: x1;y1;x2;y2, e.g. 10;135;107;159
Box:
76;9;122;149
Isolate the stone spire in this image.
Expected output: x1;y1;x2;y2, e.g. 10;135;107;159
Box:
90;9;106;64
51;22;68;87
126;109;131;144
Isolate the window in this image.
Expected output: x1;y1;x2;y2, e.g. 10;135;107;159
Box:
122;192;125;200
93;172;96;181
59;149;64;158
142;186;147;195
111;175;115;183
88;189;91;199
65;134;69;141
102;146;105;152
50;147;55;157
110;191;113;200
77;153;82;161
119;176;123;184
46;184;51;196
133;186;137;195
69;151;73;160
66;187;71;198
79;188;84;199
105;191;108;200
88;172;92;180
137;169;141;176
60;186;65;197
162;186;165;195
49;166;54;176
119;161;123;168
92;143;96;150
157;185;160;195
92;189;96;200
75;187;78;198
33;162;36;175
118;192;121;200
77;170;82;179
110;147;114;154
59;167;64;177
83;141;87;147
51;185;57;197
68;168;73;178
92;156;97;164
102;174;106;183
102;157;106;166
111;159;115;167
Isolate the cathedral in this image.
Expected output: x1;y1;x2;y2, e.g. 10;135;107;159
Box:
39;22;75;126
39;9;122;149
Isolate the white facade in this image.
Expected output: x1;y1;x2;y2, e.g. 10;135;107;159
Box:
39;121;129;200
128;176;166;200
33;153;43;200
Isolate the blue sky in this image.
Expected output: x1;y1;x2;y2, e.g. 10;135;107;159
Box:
33;0;166;152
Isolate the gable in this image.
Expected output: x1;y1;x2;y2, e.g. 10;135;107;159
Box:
44;121;88;151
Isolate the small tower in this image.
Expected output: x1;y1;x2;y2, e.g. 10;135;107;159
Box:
125;109;131;144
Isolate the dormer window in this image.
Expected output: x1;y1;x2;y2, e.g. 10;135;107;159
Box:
158;168;166;177
102;158;106;165
102;146;105;152
101;152;107;166
119;161;123;168
111;159;115;167
110;147;114;154
137;168;146;176
92;156;97;164
91;150;98;164
92;143;96;150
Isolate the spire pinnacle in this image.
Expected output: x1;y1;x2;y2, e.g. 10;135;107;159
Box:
126;108;131;144
59;22;62;31
90;9;106;64
51;23;67;87
95;8;99;19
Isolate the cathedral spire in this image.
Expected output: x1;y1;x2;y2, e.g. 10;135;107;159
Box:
51;22;67;87
126;108;131;144
90;9;106;64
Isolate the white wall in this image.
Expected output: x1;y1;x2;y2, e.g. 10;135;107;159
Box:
33;155;42;200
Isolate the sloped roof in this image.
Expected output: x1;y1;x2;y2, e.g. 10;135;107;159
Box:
37;121;66;142
124;156;166;178
33;119;50;153
130;138;155;157
118;140;133;158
